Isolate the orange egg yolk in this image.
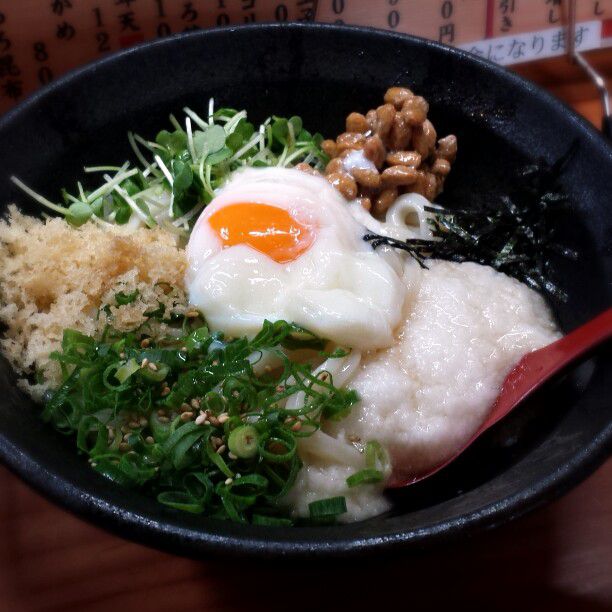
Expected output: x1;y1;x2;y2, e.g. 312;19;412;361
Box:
207;202;316;264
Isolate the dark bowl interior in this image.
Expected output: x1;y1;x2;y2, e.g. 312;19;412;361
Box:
0;24;610;559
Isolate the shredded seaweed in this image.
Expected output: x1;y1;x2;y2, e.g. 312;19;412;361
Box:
364;143;579;300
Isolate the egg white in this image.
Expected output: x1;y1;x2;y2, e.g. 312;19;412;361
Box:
186;167;408;351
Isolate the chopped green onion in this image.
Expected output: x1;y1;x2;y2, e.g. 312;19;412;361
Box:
258;429;296;464
205;440;234;478
115;289;139;305
184;326;210;351
346;440;388;488
114;358;141;384
157;491;204;513
365;440;388;471
346;468;383;488
139;362;169;382
43;318;357;525
149;412;173;443
308;496;347;519
228;425;259;459
252;514;293;526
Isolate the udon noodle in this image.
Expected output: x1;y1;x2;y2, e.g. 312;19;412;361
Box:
0;89;563;526
349;193;439;242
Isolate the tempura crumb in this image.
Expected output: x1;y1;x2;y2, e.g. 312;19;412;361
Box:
0;206;187;397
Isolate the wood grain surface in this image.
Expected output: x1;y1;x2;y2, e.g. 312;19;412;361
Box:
1;55;611;612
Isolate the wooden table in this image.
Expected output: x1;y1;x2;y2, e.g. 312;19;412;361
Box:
1;55;611;612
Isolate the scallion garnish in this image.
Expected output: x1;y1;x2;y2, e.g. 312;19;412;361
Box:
252;514;293;527
42;313;359;525
115;289;139;305
228;425;259;459
346;468;383;488
364;440;388;471
114;358;140;384
346;440;388;488
308;496;347;520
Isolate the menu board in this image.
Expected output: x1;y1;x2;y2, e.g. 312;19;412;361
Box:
0;0;609;114
317;0;612;64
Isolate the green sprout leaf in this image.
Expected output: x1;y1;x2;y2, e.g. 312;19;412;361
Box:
13;101;330;237
196;124;226;156
156;129;188;155
205;146;232;165
66;201;93;226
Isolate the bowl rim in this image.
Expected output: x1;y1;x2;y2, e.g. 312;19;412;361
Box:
2;21;610;152
0;21;611;559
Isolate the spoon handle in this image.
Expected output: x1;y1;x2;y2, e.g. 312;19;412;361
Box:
484;307;612;428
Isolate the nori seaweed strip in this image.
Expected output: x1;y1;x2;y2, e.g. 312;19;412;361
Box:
364;142;579;300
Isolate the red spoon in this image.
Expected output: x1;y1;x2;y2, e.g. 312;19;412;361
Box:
388;307;612;488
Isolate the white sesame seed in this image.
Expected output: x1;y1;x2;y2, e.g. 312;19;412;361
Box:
195;414;206;425
145;436;155;444
148;362;158;371
141;358;150;368
228;452;237;460
224;477;233;486
216;444;226;454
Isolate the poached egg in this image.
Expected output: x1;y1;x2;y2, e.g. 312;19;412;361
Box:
186;167;407;351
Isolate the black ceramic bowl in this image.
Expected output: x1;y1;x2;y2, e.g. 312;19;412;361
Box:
0;24;611;559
